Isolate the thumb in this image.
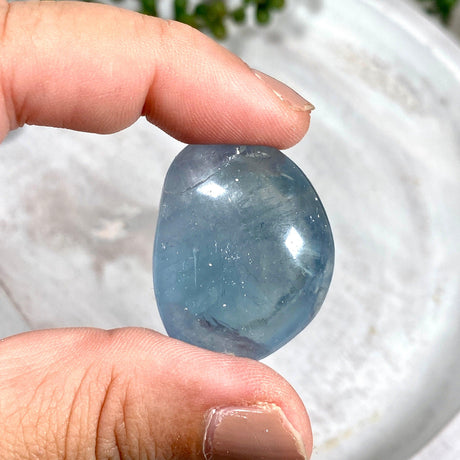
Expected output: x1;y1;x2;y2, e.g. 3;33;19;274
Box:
0;328;312;459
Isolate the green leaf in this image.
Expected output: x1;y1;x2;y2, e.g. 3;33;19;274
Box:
210;20;227;39
174;0;188;18
256;5;271;24
268;0;284;9
232;6;246;23
140;0;157;16
416;0;459;23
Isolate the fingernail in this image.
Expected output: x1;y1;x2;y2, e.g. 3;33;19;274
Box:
252;69;315;112
203;404;308;460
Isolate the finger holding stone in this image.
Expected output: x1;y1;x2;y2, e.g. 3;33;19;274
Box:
0;1;312;147
0;327;313;459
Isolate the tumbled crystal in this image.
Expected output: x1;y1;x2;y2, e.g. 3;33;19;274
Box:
153;145;334;360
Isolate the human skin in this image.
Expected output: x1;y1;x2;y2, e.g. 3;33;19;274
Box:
0;1;314;458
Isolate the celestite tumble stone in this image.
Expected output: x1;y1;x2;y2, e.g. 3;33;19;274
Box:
153;145;334;360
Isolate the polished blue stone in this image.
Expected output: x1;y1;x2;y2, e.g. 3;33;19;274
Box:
153;145;334;360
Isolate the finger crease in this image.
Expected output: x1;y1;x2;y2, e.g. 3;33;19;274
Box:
0;1;11;43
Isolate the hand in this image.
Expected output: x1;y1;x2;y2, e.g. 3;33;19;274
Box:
0;1;314;459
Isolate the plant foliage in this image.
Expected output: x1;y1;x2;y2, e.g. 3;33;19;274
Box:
416;0;459;24
113;0;285;39
91;0;457;38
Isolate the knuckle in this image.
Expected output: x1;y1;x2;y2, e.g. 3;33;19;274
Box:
94;359;165;460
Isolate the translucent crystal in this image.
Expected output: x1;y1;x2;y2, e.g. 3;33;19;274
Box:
153;145;334;360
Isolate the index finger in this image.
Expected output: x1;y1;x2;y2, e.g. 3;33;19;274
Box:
0;1;313;147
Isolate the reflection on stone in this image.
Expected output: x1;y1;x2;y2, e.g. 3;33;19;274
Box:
153;145;334;360
285;227;304;259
